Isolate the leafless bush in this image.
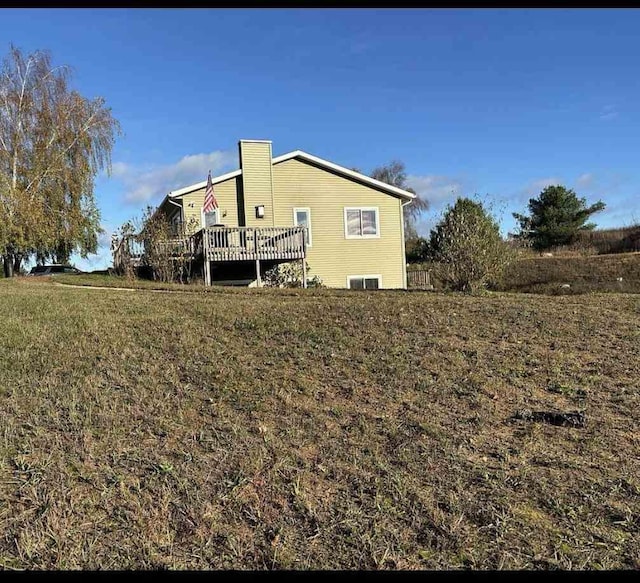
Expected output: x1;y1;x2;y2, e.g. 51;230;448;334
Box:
115;207;200;283
263;262;323;288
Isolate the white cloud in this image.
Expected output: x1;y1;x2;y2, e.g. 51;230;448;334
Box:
406;174;464;206
599;104;618;121
110;161;130;179
70;223;115;272
113;150;236;205
405;174;467;237
520;177;563;199
72;246;113;273
576;172;594;189
96;225;114;249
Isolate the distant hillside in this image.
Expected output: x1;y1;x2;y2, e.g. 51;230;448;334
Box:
511;225;640;257
498;252;640;294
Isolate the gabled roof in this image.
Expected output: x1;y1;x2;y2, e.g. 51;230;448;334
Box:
167;150;417;201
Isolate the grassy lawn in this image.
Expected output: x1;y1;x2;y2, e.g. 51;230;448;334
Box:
0;278;639;569
53;273;361;296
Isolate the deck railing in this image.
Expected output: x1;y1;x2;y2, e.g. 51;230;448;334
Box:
112;225;307;272
112;234;145;272
112;233;194;273
201;226;307;262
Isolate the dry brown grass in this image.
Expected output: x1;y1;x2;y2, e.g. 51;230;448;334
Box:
510;225;640;258
498;252;640;295
410;252;640;295
0;277;639;569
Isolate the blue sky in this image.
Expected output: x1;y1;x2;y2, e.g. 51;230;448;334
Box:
2;8;639;270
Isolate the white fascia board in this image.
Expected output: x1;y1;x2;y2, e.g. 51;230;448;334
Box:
166;148;417;201
272;150;416;200
168;168;242;198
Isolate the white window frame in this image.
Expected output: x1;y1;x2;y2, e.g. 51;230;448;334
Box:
201;207;220;228
344;207;380;239
170;211;182;236
293;207;312;248
346;274;382;290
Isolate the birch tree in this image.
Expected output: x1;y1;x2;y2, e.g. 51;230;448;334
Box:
0;45;121;276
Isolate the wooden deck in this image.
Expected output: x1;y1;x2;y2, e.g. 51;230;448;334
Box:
112;226;307;284
195;226;306;262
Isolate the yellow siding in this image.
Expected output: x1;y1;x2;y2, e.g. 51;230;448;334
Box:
239;141;275;227
272;158;406;289
180;177;240;234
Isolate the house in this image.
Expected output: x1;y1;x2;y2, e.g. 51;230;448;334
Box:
151;139;416;289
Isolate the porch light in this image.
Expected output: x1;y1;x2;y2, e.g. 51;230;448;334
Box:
256;205;265;219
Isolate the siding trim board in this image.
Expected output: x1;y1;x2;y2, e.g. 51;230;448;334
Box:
268;144;276;227
400;199;409;289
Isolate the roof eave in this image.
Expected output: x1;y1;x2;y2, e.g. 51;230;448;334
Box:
275;150;417;200
165;150;417;201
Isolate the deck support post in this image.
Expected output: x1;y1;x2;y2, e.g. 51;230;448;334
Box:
202;228;211;286
204;259;211;287
256;258;261;287
302;257;307;289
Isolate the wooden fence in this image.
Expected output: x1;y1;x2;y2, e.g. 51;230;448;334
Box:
407;269;432;289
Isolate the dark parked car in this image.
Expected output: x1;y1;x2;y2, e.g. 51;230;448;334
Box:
29;265;83;276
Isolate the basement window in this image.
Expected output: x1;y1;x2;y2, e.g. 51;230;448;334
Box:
347;275;381;290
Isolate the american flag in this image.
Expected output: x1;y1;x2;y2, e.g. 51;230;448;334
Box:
203;170;218;213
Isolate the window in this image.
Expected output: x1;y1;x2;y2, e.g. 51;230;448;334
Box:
293;207;312;247
344;207;379;238
202;209;219;228
170;212;183;236
347;275;381;290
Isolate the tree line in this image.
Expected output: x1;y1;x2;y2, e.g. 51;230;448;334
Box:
370;160;606;292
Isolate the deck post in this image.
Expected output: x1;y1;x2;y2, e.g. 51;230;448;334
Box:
301;227;307;289
204;259;211;286
255;258;262;287
203;228;211;286
302;257;307;289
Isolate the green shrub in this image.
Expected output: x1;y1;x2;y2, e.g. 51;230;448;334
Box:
427;197;515;293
